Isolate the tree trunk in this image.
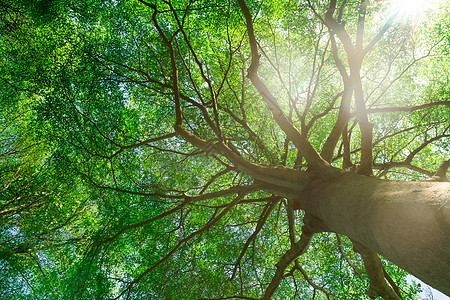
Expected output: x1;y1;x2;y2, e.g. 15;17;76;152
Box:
293;173;450;296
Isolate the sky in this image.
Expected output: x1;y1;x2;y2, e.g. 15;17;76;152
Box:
407;275;449;300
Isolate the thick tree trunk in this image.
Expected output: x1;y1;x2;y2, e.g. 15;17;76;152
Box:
293;173;450;296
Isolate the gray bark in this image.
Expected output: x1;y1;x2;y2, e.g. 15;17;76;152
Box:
293;173;450;296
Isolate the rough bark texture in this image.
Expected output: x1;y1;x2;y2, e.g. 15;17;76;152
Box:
292;173;450;296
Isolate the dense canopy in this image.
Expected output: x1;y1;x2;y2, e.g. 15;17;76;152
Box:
1;0;449;299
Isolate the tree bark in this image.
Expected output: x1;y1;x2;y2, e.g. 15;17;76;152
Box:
292;173;450;296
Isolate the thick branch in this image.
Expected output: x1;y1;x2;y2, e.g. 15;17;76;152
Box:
434;159;450;181
353;78;373;176
356;0;367;50
175;125;313;191
149;4;183;126
237;0;328;170
320;87;352;162
319;0;374;174
286;201;297;245
323;0;355;55
88;173;261;202
353;241;402;300
329;34;349;81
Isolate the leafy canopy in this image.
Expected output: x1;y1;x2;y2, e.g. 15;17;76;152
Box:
1;0;449;299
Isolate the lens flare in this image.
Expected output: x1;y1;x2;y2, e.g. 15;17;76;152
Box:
390;0;432;18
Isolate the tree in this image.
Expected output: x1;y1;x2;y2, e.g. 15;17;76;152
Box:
1;0;449;299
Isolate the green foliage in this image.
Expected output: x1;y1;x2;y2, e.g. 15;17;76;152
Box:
1;0;448;299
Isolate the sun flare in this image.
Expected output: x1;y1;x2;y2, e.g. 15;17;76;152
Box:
390;0;433;18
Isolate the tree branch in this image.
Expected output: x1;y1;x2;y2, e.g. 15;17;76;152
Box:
292;260;339;299
352;241;402;299
365;101;450;114
364;12;398;55
94;199;192;248
262;225;314;299
405;133;450;164
356;0;367;50
115;194;245;299
336;234;363;280
149;3;182;126
373;161;434;178
174;125;313;191
230;199;278;281
237;0;328;170
434;159;450;182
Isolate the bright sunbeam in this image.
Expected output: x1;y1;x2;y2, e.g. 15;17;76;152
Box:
390;0;433;18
